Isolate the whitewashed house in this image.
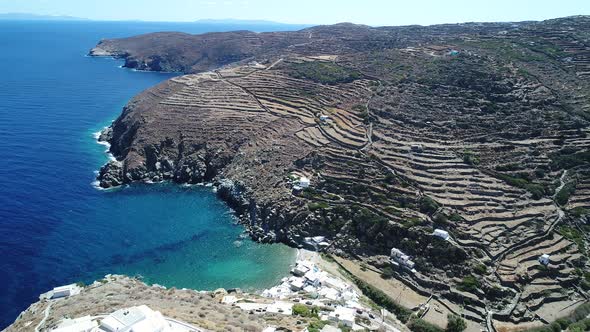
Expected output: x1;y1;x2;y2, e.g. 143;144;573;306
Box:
433;229;450;241
221;295;238;304
328;306;356;327
50;284;80;299
319;115;330;122
539;254;550;266
299;177;311;188
390;247;415;269
391;248;404;259
99;305;171;332
288;276;305;291
292;264;310;277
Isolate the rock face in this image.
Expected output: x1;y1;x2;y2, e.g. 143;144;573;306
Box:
92;17;590;328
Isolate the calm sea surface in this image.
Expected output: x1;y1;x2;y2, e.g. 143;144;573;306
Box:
0;20;302;328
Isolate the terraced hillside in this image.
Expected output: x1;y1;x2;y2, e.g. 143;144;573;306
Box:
92;16;590;331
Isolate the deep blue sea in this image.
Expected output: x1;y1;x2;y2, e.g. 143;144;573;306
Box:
0;20;303;328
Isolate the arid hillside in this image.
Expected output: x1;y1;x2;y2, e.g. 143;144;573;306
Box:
90;16;590;331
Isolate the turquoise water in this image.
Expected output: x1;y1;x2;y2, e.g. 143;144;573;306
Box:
0;20;299;328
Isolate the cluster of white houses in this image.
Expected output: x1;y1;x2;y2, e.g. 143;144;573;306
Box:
259;259;366;329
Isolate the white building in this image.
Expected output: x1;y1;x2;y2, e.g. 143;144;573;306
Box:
328;306;356;327
50;284;81;299
323;277;348;291
303;236;330;251
319;115;330;122
390;248;415;269
391;248;404;259
99;305;172;332
292;264;310;277
221;295;238;304
539;254;550;266
288;276;305;291
433;229;450;241
299;177;311;188
404;259;415;269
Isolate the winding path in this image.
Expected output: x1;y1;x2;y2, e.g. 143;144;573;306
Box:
34;302;53;332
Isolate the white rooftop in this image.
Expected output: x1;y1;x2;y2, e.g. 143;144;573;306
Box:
52;316;97;332
433;229;450;240
299;177;311;188
99;305;172;332
329;306;356;327
221;295;238;304
266;301;293;315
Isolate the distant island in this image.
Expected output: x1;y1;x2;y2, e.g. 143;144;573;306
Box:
0;13;308;27
193;18;311;26
0;13;89;21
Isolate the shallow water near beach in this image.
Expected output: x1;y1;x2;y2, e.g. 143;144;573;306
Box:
0;20;300;328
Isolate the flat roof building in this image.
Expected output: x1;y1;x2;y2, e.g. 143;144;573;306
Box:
328;306;356;327
50;284;81;299
99;305;170;332
299;177;311;188
433;229;450;241
539;254;550;266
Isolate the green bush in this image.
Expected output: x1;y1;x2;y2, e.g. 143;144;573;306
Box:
449;213;463;222
558;226;585;252
568;318;590;332
462;150;480;165
550;151;590;170
495;163;520;172
307;320;328;332
293;303;317;317
446;314;467;332
308;202;330;211
555;182;576;206
458;275;480;293
348;274;412;323
290;61;362;84
419;196;439;215
571;207;588;218
381;266;394;279
496;173;546;199
473;264;487;275
408;318;444;332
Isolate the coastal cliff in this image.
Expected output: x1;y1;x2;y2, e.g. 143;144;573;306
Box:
90;17;590;330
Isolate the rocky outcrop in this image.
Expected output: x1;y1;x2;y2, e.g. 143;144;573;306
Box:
5;275;303;332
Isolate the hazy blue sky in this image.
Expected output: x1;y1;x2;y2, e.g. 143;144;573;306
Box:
0;0;588;26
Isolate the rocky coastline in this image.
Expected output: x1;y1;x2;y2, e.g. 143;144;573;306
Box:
95;125;303;246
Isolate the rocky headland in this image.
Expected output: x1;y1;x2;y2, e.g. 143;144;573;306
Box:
82;16;590;331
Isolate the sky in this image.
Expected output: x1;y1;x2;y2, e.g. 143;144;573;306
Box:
0;0;589;26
